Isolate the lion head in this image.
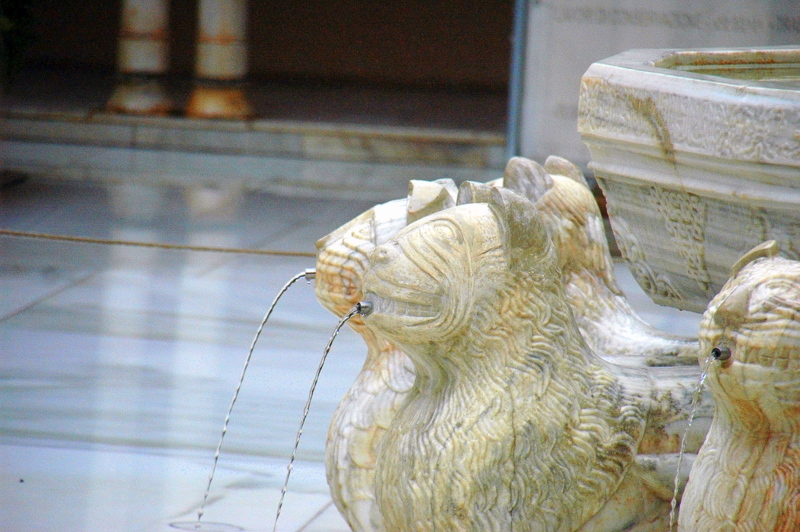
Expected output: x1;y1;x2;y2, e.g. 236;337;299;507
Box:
362;186;553;364
680;242;800;531
699;241;800;430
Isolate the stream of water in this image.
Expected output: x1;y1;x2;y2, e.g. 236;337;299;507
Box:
192;269;316;530
272;303;365;532
668;354;713;532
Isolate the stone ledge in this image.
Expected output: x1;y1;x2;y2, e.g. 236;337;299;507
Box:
2;140;504;202
3;109;506;169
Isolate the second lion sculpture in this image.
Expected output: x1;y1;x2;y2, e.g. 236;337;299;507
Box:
360;188;700;531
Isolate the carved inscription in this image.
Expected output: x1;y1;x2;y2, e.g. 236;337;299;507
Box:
554;6;800;34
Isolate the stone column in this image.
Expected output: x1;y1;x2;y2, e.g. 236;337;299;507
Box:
185;0;253;119
107;0;172;115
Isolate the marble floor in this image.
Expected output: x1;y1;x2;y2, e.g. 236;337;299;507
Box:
0;177;703;532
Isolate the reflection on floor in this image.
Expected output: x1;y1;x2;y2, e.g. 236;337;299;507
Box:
0;178;703;531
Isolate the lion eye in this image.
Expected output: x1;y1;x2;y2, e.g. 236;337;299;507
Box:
427;221;465;249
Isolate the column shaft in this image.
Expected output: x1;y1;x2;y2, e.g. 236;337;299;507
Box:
107;0;172;115
186;0;253;119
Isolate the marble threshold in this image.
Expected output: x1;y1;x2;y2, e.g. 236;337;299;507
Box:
2;108;506;201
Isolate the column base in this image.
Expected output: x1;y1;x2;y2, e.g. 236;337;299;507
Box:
106;78;172;116
185;85;253;120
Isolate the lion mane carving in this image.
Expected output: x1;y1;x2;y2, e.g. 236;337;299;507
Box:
679;242;800;531
500;156;698;363
361;187;698;531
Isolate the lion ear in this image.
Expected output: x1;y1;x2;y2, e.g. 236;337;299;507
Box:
730;240;779;277
407;179;456;224
503;157;553;203
456;180;495;205
544;155;589;188
489;187;550;268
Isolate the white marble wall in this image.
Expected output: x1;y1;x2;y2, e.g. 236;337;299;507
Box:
519;0;800;168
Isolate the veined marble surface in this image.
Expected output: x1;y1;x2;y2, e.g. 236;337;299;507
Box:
0;177;701;531
578;47;800;313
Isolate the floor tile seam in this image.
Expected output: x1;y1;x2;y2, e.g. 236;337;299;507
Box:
294;499;335;532
187;228;317;279
0;271;98;324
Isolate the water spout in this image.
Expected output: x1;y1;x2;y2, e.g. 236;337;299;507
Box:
356;300;373;316
711;346;731;362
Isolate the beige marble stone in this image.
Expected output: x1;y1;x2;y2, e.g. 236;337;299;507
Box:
3;110;503;201
315;157;707;531
361;188;708;530
679;242;800;531
578;47;800;313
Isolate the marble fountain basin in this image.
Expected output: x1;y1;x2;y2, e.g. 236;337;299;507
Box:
578;46;800;313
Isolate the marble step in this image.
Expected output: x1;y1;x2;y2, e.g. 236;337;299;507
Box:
2;109;506;201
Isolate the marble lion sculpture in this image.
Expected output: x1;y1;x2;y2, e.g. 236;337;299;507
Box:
499;157;697;363
679;241;800;531
360;187;705;531
315;193;416;531
315;157;702;531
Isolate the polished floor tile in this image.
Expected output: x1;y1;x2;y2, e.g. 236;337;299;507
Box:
2;178;373;531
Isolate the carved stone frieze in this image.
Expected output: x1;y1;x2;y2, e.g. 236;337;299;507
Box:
578;47;800;311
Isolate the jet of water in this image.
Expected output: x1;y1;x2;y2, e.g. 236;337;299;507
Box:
196;269;316;530
273;302;370;532
668;354;713;532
